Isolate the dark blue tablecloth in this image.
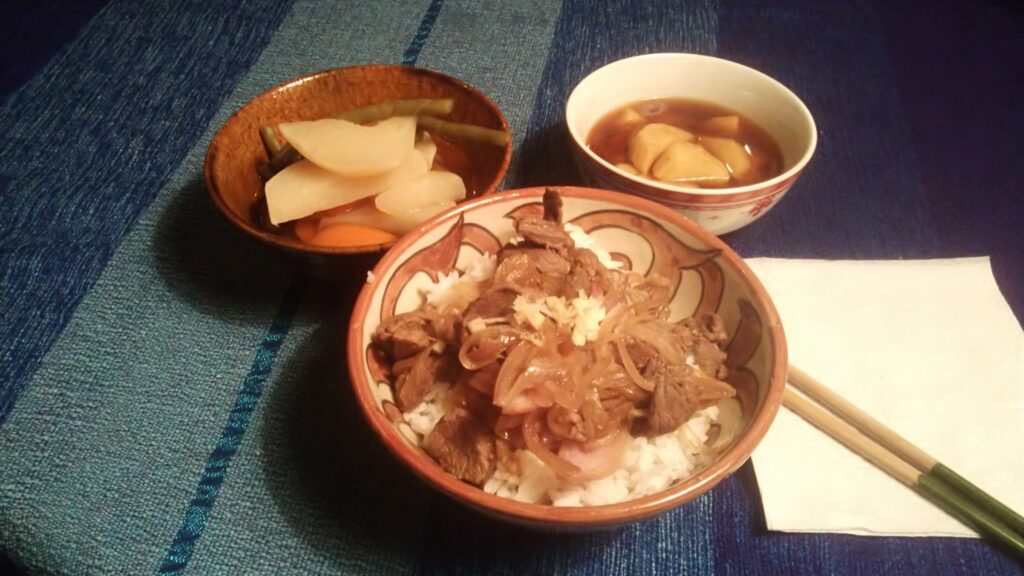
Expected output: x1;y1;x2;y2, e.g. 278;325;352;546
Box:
1;1;1021;574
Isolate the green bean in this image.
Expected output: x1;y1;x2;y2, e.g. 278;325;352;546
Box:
262;99;455;175
333;98;454;124
266;145;303;175
416;116;510;147
256;161;276;182
258;125;283;157
259;98;507;177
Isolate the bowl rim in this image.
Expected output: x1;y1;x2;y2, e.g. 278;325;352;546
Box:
204;64;513;257
565;52;818;198
347;185;788;526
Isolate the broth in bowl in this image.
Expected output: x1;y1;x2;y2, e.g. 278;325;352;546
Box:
587;98;784;189
564;54;817;234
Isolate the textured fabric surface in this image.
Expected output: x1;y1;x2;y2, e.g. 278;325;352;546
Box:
0;0;108;102
1;0;1022;574
0;0;294;427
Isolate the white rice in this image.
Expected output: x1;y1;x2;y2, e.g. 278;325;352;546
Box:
404;382;453;437
484;406;720;506
402;224;724;507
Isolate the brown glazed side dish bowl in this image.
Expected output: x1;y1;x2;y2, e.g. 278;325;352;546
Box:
205;65;512;274
348;186;787;528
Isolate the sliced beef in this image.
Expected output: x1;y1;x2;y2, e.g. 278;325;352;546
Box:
692;339;728;380
375;308;436;361
393;348;460;411
514;248;572;276
463;287;518;325
542;187;563;223
644;358;735;434
678;312;728;345
492;248;570;295
596;364;651;408
392;349;433;411
515;217;574;254
423;407;497;485
565;248;609;297
623;337;660;373
458;362;500;395
450;380;501;430
546;397;622;444
673;312;729;379
644;359;703;434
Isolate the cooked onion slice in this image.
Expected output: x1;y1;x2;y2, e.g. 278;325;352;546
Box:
626;320;686;366
492;341;537;405
614;339;654;392
558;431;631;481
523;411;579;479
459;326;522;370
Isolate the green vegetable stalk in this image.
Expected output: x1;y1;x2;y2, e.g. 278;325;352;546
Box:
258;98;507;178
416;116;510;147
334;98;454;124
258;125;283;156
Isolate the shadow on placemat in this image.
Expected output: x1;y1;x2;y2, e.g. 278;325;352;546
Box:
257;281;434;569
513;122;586;189
154;177;296;323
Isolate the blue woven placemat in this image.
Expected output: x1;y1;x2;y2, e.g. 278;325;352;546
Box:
1;1;1021;574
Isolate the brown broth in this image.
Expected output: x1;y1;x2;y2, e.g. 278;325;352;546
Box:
587;98;784;188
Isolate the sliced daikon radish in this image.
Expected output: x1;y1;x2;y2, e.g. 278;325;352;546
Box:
701;136;752;178
375;171;466;215
698;115;741;138
320;199;456;235
651;141;730;185
416;132;438;168
278;116;417;177
265;149;430;225
627;123;695;174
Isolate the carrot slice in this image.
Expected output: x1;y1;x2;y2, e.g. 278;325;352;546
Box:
311;196;375;219
307;223;397;248
293;216;320;243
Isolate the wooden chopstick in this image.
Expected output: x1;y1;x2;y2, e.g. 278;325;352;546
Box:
788;366;1024;535
782;367;1024;557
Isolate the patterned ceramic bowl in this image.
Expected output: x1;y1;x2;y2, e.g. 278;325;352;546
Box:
348;186;787;528
566;53;817;235
206;65;511;276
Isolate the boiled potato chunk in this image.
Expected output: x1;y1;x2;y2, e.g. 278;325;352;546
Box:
278;115;417;177
321;199;456;235
698;115;741;138
265;146;430;225
701;136;752;178
615;163;639;175
651;142;730;185
617;108;646;129
627;123;695;174
375;170;466;215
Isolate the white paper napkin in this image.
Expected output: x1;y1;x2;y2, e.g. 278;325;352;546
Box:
747;257;1024;537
